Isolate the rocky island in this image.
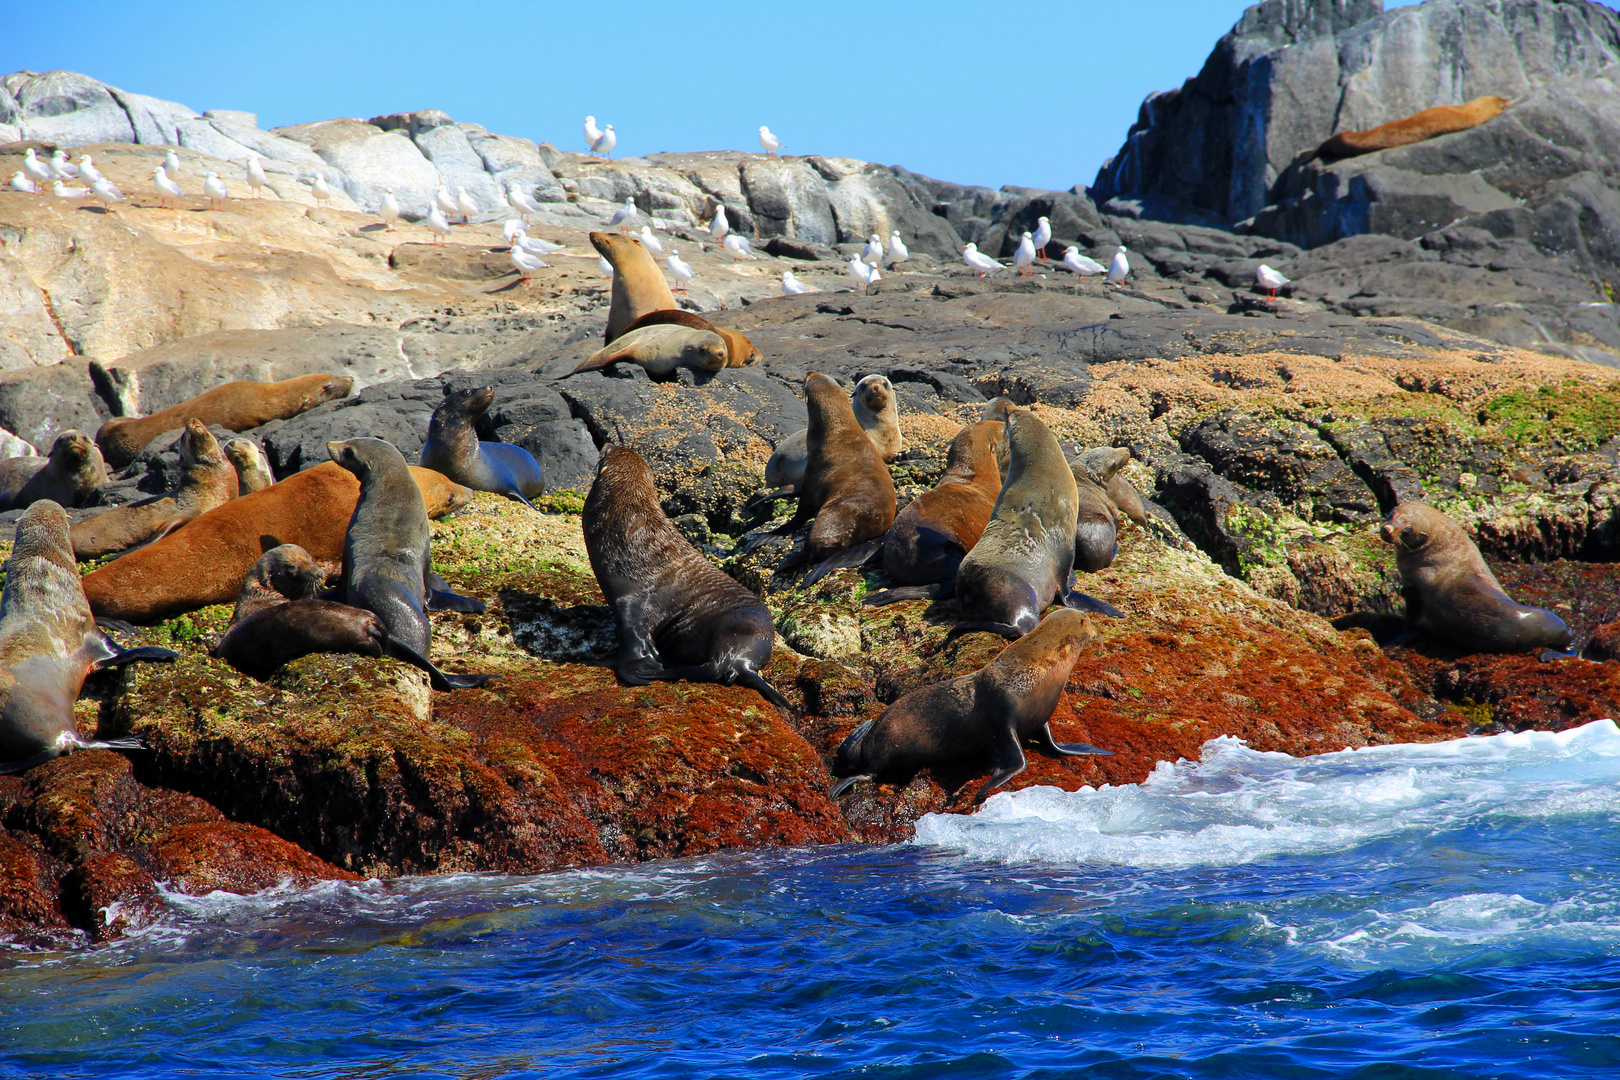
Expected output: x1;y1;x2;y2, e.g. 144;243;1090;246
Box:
4;0;1620;948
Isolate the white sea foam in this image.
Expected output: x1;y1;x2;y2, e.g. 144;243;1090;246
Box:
912;720;1620;868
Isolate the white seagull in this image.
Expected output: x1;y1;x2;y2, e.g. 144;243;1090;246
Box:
163;149;182;179
1106;246;1130;287
427;206;451;245
781;270;812;295
203;172;229;210
1013;231;1037;277
962;242;1003;277
724;234;756;260
598;255;614;277
758;126;782;156
849;254;881;294
1063;246;1106;279
503;218;526;242
434;185;460;223
510;245;546;281
638;224;664;255
89;177;124;207
1256;263;1290;299
667;250;695;293
47;149;77;179
311;175;333;206
381;191;400;231
456;186;479;223
607;197;637;233
246;155;267;198
23;150;53;186
888;231;908;269
593;124;617;159
507;184;542;222
152;166;184;208
10;171;36;194
76;155;104;186
514;230;563;256
861;233;883;266
1032;215;1052;255
709;205;729;244
53;180;90;200
584;116;602;151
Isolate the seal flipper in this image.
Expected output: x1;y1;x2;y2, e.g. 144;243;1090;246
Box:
974;722;1029;802
802;539;886;588
1063;590;1124;618
382;637;497;691
731;667;792;710
96;617;140;637
945;621;1026;642
427;588;486;613
101;646;181;667
507;490;540;512
1031;722;1113;758
829;774;872;798
744;485;799;514
863;582;952;607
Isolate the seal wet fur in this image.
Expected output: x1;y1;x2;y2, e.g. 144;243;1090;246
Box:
419;385;545;509
831;608;1110;802
1381;500;1572;653
0;431;107;512
583;445;789;708
0;500;178;774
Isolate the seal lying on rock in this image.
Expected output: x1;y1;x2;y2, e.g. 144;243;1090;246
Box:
224;439;274;495
593;231;677;343
1316;96;1510;161
419;386;545;509
96;372;354;469
864;419;1007;607
759;374;902;500
0;501;178;775
1381;501;1572;654
83;461;472;624
211;544;493;690
1073;447;1148;528
831;608;1111;803
569;324;729;380
1069;449;1122;574
583;445;789;708
952;407;1121;638
0;431;107;512
620;308;762;368
329;438;489;665
71;420;239;560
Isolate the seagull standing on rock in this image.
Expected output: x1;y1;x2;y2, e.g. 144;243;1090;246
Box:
435;186;460;224
963;242;1004;277
593;124;616;159
427;206;451;245
638;224;664;255
888;231;908;270
203;172;229;210
758;126;781;156
164;149;182;179
667;250;695;293
1063;246;1105;281
246;155;267;198
861;233;883;266
311;175;333;207
584;116;602;151
77;156;104;186
849;254;880;294
1032;216;1052;257
90;177;124;208
507;184;542;222
53;180;91;200
1013;231;1037;277
1256;263;1290;299
48;150;78;179
153;166;184;208
1106;245;1130;287
724;234;756;260
381;191;400;231
607;197;637;233
11;172;36;194
510;244;546;281
23;150;52;187
514;230;563;256
709;205;729;244
456;187;479;223
781;269;811;295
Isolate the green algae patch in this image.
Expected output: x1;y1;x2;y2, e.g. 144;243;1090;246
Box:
1479;382;1620;450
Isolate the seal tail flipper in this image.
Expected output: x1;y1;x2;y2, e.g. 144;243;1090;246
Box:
102;646;181;666
427;589;487;614
96;617;140;637
944;621;1026;642
87;736;148;751
1064;590;1124;618
743;485;799;514
733;667;792;710
863;582;951;607
1051;742;1113;756
509;491;540;512
567;355;622;375
829;774;872;798
801;538;885;588
382;636;498;691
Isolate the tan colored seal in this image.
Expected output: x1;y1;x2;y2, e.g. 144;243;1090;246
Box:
71;420;239;560
0;431;107;512
224;439;274;494
0;500;177;774
620;308;762;367
1381;501;1572;653
831;608;1110;802
762;374;903;494
593;231;677;344
1317;96;1510;160
569;324;729;379
96;372;354;469
83;462;472;624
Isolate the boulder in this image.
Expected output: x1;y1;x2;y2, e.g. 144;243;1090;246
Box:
273;118;430;216
0;361;107;448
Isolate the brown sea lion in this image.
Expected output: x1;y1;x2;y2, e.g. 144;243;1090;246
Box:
1381;501;1572;653
96;372;354;469
71;420;239;560
329;438;491;687
569;324;729;380
83;462;472;624
593;231;677;344
981;397;1015;422
1317;96;1510;161
1068;450;1122;574
224;438;274;494
0;431;107;512
864;419;1008;607
419;386;545;509
583;446;788;707
0;500;177;774
759;374;904;500
831;608;1111;802
620;308;762;367
211;544;494;690
953;407;1121;639
1074;446;1149;529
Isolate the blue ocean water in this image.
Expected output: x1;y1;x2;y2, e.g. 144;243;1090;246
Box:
5;722;1620;1080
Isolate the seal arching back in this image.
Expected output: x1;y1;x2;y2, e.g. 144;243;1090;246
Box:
593;231;677;343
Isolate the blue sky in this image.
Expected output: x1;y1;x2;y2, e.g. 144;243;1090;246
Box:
9;1;1429;192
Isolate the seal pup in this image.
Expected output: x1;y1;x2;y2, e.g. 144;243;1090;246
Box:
593;231;677;344
224;438;274;495
329;438;488;664
864;419;1007;607
583;446;789;707
418;386;545;509
211;544;493;690
1075;447;1148;528
756;374;904;505
1068;451;1121;574
568;324;728;380
71;420;238;560
0;431;107;512
0;501;178;774
619;308;762;368
1381;501;1572;653
953;407;1121;639
96;372;354;469
1316;96;1510;161
831;608;1111;802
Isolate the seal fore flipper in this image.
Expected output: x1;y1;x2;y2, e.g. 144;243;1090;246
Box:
801;538;885;588
1064;590;1124;618
975;723;1029;802
829;774;872;798
427;589;486;613
945;621;1026;642
863;582;952;607
383;637;498;691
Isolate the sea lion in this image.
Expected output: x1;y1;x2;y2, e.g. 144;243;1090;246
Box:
864;419;1007;607
620;308;762;367
0;501;178;774
830;608;1111;802
1068;450;1121;574
1316;96;1510;161
224;438;274;494
0;431;107;512
981;397;1015;422
593;231;677;344
759;374;904;499
568;324;728;379
760;372;896;584
211;544;493;690
329;438;489;667
83;462;473;624
1381;501;1572;653
418;386;545;509
1075;447;1149;529
953;407;1121;638
582;445;788;707
71;420;238;560
96;372;354;469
